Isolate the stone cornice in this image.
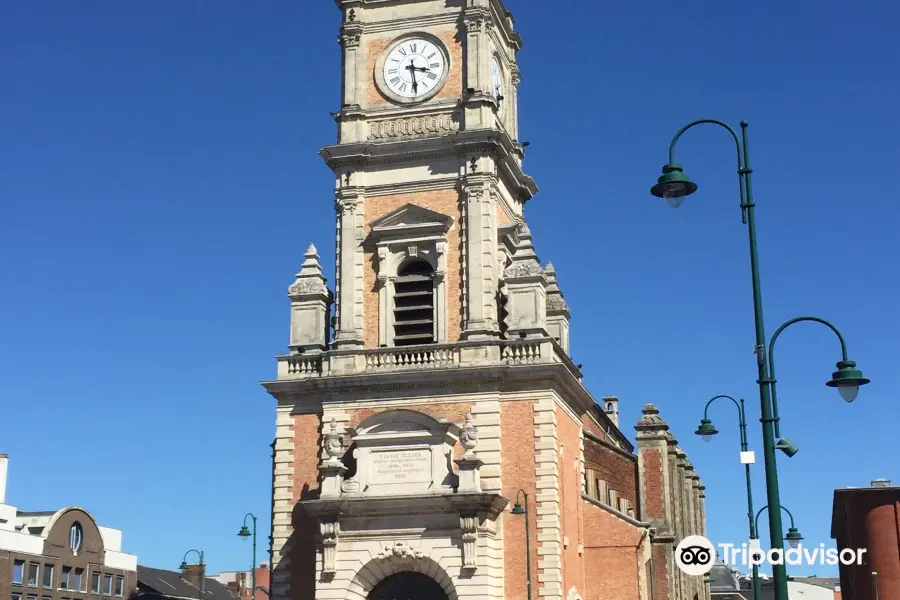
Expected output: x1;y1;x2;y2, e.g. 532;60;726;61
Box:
581;494;649;529
320;129;537;202
301;492;509;520
583;430;638;463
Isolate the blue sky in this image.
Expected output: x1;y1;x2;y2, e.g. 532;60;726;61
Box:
1;0;897;578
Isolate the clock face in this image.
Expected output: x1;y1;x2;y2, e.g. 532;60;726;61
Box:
491;56;504;114
382;37;447;101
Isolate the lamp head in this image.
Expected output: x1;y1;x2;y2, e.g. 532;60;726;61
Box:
511;503;526;515
238;525;251;539
785;527;803;549
775;437;799;458
694;419;719;443
178;561;189;571
825;360;870;403
650;163;698;208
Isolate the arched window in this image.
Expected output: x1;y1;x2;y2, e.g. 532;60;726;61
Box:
393;259;435;346
69;522;83;554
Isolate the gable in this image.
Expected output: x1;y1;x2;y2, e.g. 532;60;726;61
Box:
369;203;454;240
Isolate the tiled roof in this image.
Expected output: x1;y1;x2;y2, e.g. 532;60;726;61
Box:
135;566;236;600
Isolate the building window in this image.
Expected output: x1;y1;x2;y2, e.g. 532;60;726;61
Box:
12;594;22;600
27;594;37;600
28;564;39;587
13;561;25;585
103;575;112;595
73;569;84;592
42;565;54;590
393;259;435;346
60;566;72;590
114;576;124;597
69;523;84;554
91;572;101;594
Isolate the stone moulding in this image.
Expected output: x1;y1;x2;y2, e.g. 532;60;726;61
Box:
368;113;461;141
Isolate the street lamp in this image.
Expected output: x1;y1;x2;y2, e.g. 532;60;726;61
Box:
754;505;804;549
694;395;761;600
650;119;870;600
238;513;258;600
511;490;532;600
179;549;205;600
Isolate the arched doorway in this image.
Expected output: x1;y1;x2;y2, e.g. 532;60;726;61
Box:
368;571;448;600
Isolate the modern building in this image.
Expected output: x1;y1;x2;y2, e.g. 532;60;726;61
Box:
831;478;900;600
133;566;235;600
207;564;270;600
260;2;708;600
0;454;138;600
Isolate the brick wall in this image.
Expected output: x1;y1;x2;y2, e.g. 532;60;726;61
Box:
582;499;645;600
289;414;322;600
500;400;538;600
362;189;463;347
583;435;638;513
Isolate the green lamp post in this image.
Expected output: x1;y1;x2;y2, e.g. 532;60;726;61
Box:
238;513;258;600
179;549;205;600
650;119;870;600
511;490;532;600
754;505;804;549
694;395;760;600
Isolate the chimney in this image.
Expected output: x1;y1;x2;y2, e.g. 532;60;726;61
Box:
0;453;8;504
180;564;206;589
602;396;619;427
871;478;891;488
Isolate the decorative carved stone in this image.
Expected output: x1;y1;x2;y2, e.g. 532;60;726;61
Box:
376;542;424;562
460;412;478;454
368;113;460;141
320;520;340;574
460;514;478;570
323;419;344;462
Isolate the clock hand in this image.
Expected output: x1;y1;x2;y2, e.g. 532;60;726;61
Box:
405;61;419;93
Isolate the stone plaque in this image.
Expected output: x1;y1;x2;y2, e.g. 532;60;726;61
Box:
371;449;431;484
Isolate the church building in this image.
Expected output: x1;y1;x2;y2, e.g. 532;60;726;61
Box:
262;1;709;600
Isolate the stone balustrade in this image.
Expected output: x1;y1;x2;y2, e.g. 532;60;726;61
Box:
275;337;581;381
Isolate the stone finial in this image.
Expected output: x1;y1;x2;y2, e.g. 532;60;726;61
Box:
504;223;543;280
544;262;570;315
634;403;670;433
288;243;328;298
323;419;343;461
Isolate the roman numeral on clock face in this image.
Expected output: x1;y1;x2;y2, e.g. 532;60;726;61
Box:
390;76;401;85
426;72;437;80
398;83;407;92
398;47;407;56
409;43;417;52
387;68;398;74
430;63;440;69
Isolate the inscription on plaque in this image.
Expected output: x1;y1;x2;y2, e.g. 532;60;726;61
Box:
371;449;431;484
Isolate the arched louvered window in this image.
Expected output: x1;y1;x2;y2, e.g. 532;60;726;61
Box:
69;522;83;554
393;259;435;346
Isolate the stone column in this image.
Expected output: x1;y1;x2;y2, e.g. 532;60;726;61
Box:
461;173;498;339
333;193;364;348
462;2;495;129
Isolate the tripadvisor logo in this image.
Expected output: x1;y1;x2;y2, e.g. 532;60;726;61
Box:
675;535;867;576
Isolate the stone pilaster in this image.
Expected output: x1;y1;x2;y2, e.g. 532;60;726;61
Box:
288;243;332;353
271;407;295;600
333;192;365;348
470;398;502;492
533;398;562;600
461;1;496;129
543;262;570;354
461;173;499;339
635;404;674;600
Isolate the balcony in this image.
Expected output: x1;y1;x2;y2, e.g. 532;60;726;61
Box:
275;337;582;382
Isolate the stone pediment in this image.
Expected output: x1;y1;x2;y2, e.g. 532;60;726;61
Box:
369;203;454;240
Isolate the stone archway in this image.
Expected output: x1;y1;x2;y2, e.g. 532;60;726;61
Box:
368;572;448;600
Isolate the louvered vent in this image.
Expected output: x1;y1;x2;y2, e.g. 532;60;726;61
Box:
393;259;435;346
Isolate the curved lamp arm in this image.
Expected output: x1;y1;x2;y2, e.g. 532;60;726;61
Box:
667;119;750;222
702;394;749;451
754;504;797;533
242;512;257;527
180;549;204;569
766;316;850;438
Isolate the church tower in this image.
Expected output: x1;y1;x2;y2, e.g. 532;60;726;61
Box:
264;2;708;600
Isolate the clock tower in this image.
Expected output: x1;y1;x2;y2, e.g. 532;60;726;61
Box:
264;2;709;600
